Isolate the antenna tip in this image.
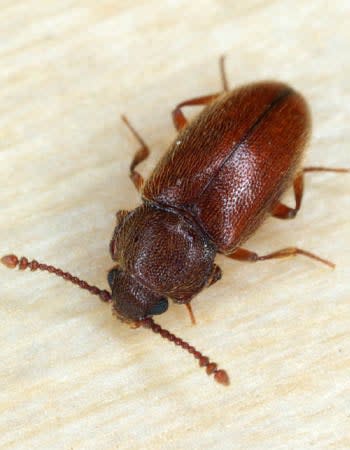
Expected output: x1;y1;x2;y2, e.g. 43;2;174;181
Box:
1;254;19;269
214;369;230;386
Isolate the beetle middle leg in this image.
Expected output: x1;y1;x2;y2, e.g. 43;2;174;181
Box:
226;247;334;268
121;115;150;191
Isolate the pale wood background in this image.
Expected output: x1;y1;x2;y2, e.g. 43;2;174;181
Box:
0;1;349;449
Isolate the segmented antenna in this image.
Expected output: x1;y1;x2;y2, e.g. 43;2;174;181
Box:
1;254;111;302
140;318;229;385
1;253;229;386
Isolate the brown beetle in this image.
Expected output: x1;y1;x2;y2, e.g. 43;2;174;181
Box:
2;57;348;385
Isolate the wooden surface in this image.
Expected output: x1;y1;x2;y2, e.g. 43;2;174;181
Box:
1;2;349;449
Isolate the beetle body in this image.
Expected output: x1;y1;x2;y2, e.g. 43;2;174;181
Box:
2;62;348;385
109;81;311;321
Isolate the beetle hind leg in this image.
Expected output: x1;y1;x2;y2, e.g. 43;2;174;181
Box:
272;166;349;220
121;115;150;192
172;93;221;131
219;55;229;92
171;55;230;132
271;172;303;219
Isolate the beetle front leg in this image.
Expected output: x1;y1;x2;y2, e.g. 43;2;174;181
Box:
206;263;222;287
179;263;222;326
121;115;150;192
226;247;334;268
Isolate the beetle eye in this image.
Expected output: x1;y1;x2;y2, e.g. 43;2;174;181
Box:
107;269;118;288
148;298;169;316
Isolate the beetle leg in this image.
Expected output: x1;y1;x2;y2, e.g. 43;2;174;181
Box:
121;115;150;192
219;55;229;92
303;166;349;174
172;93;221;131
271;172;303;219
272;166;349;220
185;303;196;325
172;56;230;131
206;263;222;287
226;247;334;268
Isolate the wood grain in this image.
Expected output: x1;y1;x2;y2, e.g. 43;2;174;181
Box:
1;1;349;449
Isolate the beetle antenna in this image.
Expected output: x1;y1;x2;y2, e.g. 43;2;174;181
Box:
140;317;230;386
2;253;229;385
1;254;111;303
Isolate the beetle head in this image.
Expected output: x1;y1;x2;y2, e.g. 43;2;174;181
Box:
107;267;168;322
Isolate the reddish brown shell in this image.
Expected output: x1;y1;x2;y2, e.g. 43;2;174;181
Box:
142;81;311;252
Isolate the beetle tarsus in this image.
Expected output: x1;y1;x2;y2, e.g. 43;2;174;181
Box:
219;55;229;92
303;166;349;173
